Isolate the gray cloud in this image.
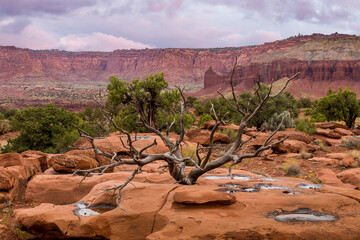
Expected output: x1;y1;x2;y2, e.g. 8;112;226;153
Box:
1;18;30;34
0;0;99;16
0;0;358;50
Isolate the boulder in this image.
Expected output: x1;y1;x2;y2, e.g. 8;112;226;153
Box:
325;153;346;160
185;128;230;145
21;150;48;172
337;169;360;187
0;153;21;167
339;156;358;168
334;128;353;136
316;129;341;139
315;122;349;130
0;167;15;190
317;169;352;188
276;130;312;144
48;154;99;173
272;139;316;153
308;157;337;165
249;133;273;149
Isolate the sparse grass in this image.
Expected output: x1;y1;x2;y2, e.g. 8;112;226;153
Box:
305;172;321;184
314;139;327;151
340;137;360;149
281;158;301;176
13;228;36;240
1;208;13;227
346;150;360;158
181;143;199;166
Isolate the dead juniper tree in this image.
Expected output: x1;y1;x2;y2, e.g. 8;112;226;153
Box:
73;62;300;208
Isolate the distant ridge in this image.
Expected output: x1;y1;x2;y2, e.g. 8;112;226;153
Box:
0;33;359;109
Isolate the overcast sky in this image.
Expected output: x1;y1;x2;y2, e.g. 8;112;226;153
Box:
0;0;358;51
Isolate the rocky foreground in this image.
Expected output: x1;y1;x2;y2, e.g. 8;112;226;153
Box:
1;122;360;239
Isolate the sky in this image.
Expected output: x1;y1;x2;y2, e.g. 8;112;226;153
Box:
0;0;359;51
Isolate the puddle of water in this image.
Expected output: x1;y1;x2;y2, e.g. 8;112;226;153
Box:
73;208;100;217
73;201;116;216
241;187;260;192
215;188;240;194
259;177;285;181
282;190;302;195
296;183;323;189
89;203;117;213
215;187;259;193
204;174;251;180
73;201;87;209
218;183;243;188
253;183;292;190
268;208;336;222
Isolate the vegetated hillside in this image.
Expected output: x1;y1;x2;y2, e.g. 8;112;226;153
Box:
0;33;359;109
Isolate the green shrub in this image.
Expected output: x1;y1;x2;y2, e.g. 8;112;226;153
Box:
311;113;327;122
264;111;294;131
198;114;213;126
295;118;317;135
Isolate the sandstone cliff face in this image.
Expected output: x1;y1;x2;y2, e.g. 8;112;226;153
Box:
203;34;360;98
0;33;359;109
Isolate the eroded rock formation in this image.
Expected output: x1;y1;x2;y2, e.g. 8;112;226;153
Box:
1;33;360;109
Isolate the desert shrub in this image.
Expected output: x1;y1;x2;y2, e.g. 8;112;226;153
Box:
311;87;360;128
45;129;80;153
263;111;294;131
0;119;12;135
340;137;360;149
2;104;78;153
295;118;317;135
297;151;313;159
198;114;213;126
311;113;327;122
282;158;301;176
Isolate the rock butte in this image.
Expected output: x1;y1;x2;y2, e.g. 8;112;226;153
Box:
1;33;360;109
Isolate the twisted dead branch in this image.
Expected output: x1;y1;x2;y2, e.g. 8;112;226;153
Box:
73;59;300;210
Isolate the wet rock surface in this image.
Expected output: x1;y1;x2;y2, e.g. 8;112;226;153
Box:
13;169;360;240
